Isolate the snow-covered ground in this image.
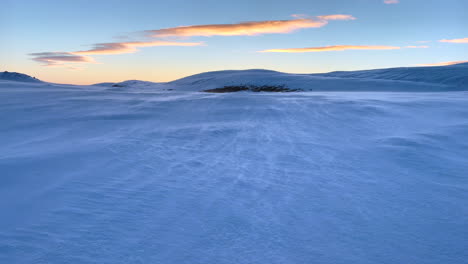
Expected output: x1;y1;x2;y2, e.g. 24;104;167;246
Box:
1;65;468;263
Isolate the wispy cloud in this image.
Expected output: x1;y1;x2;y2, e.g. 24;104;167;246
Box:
439;37;468;43
384;0;399;4
405;45;429;48
259;45;401;53
73;41;202;55
32;14;356;69
316;14;356;21
30;52;96;67
147;15;356;37
259;44;431;53
417;60;468;66
31;41;202;68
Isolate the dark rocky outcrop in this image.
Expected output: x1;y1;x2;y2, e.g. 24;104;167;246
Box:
203;85;301;93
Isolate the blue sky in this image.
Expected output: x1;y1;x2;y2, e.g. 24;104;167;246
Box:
1;0;467;84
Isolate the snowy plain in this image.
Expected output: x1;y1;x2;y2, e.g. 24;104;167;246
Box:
1;65;468;263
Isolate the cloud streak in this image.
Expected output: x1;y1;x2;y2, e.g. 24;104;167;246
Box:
439;37;468;43
384;0;399;4
73;41;203;55
405;45;429;48
148;15;355;37
317;14;356;21
30;52;96;66
417;60;468;66
259;45;401;53
31;41;202;68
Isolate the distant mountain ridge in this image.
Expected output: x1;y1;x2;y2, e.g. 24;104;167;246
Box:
4;62;468;91
0;71;42;83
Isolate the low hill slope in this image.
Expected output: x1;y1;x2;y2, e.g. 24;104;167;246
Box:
167;64;468;92
314;63;468;87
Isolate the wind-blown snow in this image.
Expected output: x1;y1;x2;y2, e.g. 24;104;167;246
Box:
1;65;468;263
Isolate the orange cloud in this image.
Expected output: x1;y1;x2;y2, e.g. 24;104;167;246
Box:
384;0;399;4
148;15;355;37
439;37;468;43
73;41;203;55
259;45;401;53
417;60;468;66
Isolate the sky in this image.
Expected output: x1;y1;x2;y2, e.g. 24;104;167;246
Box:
1;0;467;84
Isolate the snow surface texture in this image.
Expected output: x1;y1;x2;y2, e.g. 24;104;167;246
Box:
1;65;468;263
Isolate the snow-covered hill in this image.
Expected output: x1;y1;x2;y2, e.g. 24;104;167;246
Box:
166;63;468;92
0;71;42;83
93;80;163;88
315;62;468;87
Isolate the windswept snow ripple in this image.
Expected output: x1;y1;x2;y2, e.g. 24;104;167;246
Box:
0;84;467;264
